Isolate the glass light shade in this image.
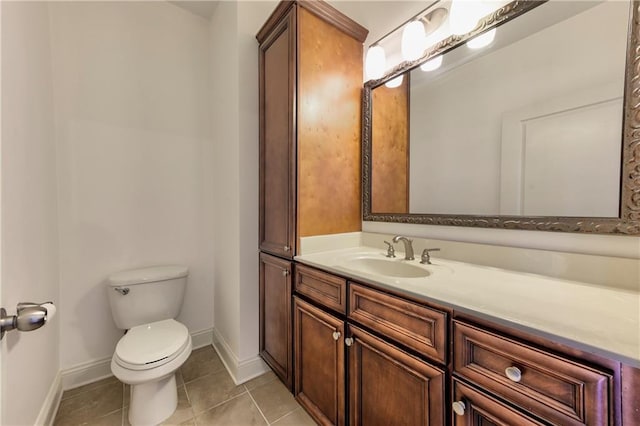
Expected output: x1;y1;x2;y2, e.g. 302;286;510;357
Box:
420;55;443;72
449;0;481;35
385;75;404;88
466;28;496;49
401;20;427;61
365;45;387;80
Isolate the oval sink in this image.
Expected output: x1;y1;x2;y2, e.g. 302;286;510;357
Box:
343;258;430;278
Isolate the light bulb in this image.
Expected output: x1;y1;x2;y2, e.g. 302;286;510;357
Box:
385;75;404;89
365;45;386;80
449;0;482;35
420;55;443;72
466;28;496;49
401;20;427;61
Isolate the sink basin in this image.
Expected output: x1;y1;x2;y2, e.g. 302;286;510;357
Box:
341;257;431;278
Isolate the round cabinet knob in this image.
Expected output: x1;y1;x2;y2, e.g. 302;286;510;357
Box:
344;337;354;347
332;331;341;341
282;270;289;277
452;401;466;416
505;366;522;382
283;245;291;252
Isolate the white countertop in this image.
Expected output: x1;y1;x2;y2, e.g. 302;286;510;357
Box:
295;246;640;367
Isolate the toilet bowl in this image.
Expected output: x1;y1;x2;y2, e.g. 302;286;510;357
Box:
111;319;192;425
107;265;192;426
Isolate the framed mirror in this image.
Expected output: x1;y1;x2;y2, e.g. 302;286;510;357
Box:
362;0;640;234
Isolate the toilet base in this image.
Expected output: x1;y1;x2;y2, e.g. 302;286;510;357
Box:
128;373;177;426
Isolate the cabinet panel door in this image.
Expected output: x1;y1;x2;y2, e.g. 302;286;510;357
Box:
259;253;293;389
349;325;445;426
294;297;345;426
259;8;296;258
452;380;544;426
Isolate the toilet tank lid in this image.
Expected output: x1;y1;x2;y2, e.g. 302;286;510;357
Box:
107;265;189;286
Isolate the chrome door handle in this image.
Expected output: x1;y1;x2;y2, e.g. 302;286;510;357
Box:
1;301;56;340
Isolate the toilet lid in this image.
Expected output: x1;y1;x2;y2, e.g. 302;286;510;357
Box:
115;319;189;367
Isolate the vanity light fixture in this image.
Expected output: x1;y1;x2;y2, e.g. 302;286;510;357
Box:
466;28;497;49
420;55;443;72
385;75;404;88
449;0;483;35
365;45;387;80
401;20;427;61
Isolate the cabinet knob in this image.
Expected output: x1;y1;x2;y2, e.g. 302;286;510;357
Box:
452;401;466;416
283;245;291;252
344;337;354;347
505;366;522;382
332;331;341;341
282;269;290;277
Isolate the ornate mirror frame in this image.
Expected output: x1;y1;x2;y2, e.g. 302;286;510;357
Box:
362;0;640;234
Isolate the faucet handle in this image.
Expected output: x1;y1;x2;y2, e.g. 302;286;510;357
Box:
420;248;440;264
383;241;396;258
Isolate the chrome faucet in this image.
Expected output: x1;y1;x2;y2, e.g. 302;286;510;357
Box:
392;235;414;260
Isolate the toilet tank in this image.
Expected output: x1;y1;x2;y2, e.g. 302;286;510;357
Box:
107;265;188;330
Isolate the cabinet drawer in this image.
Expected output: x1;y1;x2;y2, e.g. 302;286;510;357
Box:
295;264;347;314
452;380;544;425
348;283;447;364
453;321;612;426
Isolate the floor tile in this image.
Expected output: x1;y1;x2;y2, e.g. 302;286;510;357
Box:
271;407;316;425
55;381;123;425
194;394;267;426
81;410;123;426
61;376;120;401
180;346;225;383
243;371;277;391
185;369;245;414
249;377;299;423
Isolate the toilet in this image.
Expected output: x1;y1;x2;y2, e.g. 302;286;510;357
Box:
107;265;192;426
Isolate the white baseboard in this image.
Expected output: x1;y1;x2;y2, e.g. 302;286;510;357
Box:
190;327;214;349
35;371;63;426
61;327;214;391
212;327;269;385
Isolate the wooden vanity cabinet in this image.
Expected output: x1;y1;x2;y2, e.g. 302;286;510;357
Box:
259;253;293;389
257;1;367;259
294;296;346;426
349;325;446;426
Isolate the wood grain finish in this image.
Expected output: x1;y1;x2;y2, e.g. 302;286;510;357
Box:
621;363;640;425
453;321;612;425
371;75;409;213
259;253;293;389
294;297;345;426
295;264;347;314
452;380;544;426
348;283;447;364
259;8;296;258
349;325;445;426
297;6;363;239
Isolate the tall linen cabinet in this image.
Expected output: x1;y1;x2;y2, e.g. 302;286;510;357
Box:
256;1;367;390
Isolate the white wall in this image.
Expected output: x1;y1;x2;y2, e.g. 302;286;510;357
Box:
1;2;61;424
48;1;215;371
211;0;276;378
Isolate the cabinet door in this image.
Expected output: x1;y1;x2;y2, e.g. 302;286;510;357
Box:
259;253;293;389
294;297;345;426
349;325;445;426
452;380;544;426
258;7;296;258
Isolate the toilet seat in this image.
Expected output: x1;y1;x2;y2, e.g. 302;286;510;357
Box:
114;319;189;371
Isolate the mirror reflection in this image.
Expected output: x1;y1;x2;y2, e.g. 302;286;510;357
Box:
370;1;629;217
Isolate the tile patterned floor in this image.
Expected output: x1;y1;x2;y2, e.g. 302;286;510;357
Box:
54;346;315;426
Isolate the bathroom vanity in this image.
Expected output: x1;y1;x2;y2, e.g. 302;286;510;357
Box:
291;243;639;425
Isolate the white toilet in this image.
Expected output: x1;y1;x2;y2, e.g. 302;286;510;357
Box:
107;265;193;426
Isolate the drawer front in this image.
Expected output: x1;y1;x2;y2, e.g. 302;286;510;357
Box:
452;380;544;426
348;283;447;364
295;264;347;314
453;321;612;426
